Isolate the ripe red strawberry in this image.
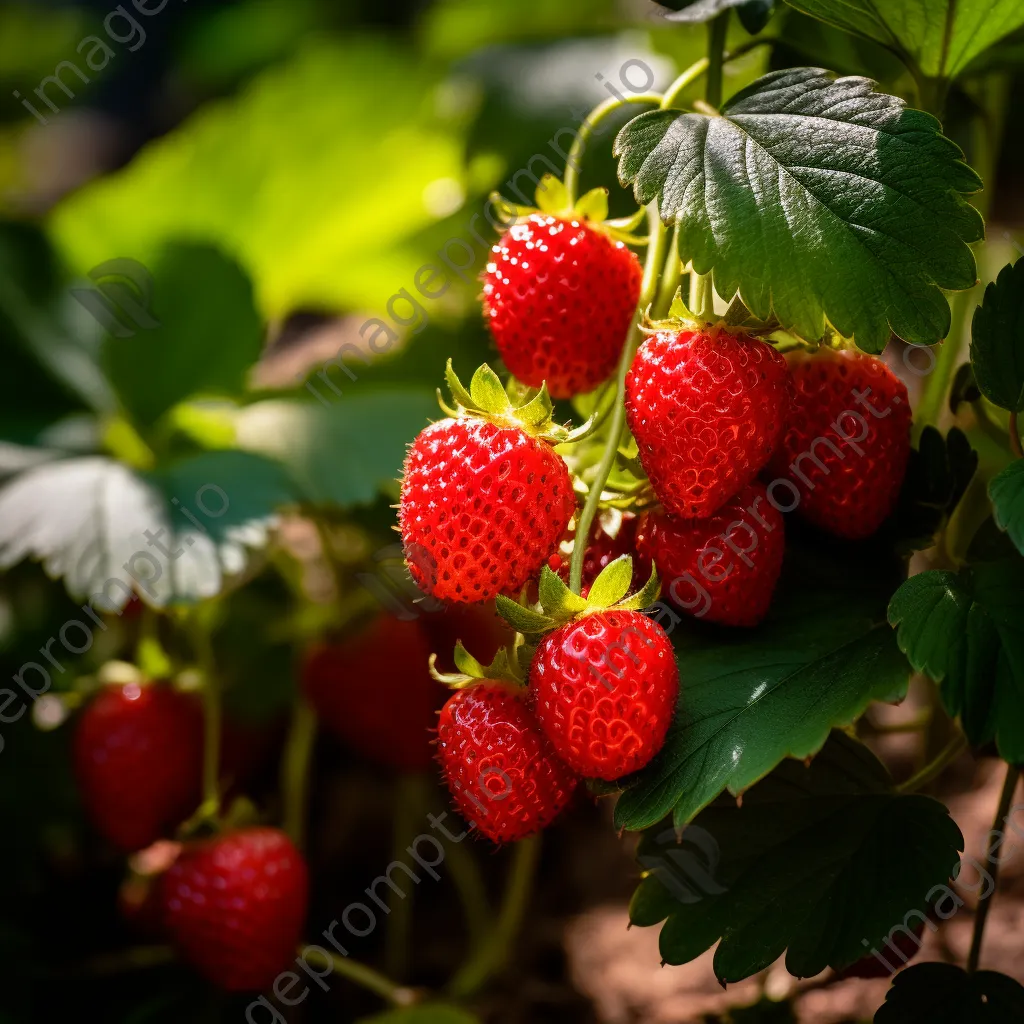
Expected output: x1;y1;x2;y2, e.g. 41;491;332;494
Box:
302;615;440;772
162;827;308;991
436;684;578;843
483;214;642;398
74;681;202;852
530;610;678;780
635;483;785;627
625;326;791;518
769;348;911;540
400;418;575;602
554;511;648;594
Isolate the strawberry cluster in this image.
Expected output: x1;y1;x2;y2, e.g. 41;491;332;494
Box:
399;198;913;844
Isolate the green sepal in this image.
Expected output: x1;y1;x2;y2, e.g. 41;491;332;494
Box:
538;565;589;618
587;555;634;608
573;187;609;223
494;595;557;636
535;174;571;215
617;563;661;611
429;640;524;689
440;360;595;446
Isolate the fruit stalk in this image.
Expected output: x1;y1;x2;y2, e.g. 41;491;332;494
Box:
568;204;670;593
1009;410;1023;459
281;698;317;848
449;833;541;997
298;945;417;1006
189;613;221;819
967;763;1021;972
563;91;663;207
896;731;968;793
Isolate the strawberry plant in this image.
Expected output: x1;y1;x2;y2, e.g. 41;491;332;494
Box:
1;0;1023;1021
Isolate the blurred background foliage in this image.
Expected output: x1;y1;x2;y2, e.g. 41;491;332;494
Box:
0;0;1022;1021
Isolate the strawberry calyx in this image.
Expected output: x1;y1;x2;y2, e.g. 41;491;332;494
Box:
494;555;661;638
488;174;648;246
428;638;529;690
641;291;782;339
438;360;596;445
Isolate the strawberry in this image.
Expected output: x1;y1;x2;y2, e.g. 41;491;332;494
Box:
625;326;791;518
400;417;576;603
553;511;647;594
483;213;642;398
635;483;785;627
302;615;441;773
770;348;911;540
74;680;202;853
162;826;308;991
436;684;578;843
529;610;677;780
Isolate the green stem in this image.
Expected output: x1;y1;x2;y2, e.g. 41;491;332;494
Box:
967;763;1021;972
971;399;1012;451
915;286;975;433
281;698;317;849
442;827;491;945
569;205;670;594
386;774;427;980
653;223;682;317
896;731;968;793
298;946;417;1006
704;10;730;111
1010;410;1023;459
189;615;221;817
448;834;541;998
563;92;663;206
660;57;710;110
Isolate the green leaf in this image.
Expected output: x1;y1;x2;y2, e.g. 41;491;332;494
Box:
784;0;1024;81
102;242;263;429
614;68;982;352
737;0;775;34
614;562;910;831
989;460;1024;556
630;732;963;982
494;595;556;635
49;38;466;319
948;363;980;413
357;1004;480;1024
585;555;634;608
888;561;1024;761
970;258;1024;413
0;451;295;608
234;389;436;507
657;0;764;21
875;963;1024;1022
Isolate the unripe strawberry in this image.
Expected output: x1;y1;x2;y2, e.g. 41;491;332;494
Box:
625;326;791;518
770;348;911;539
636;483;785;627
162;827;308;991
74;680;202;853
400;418;575;603
436;684;578;843
529;610;678;780
301;615;442;773
483;213;642;398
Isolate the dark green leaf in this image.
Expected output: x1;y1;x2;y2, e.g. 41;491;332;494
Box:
737;0;775;34
630;732;963;982
0;451;295;608
102;242;263;429
614;552;910;831
948;363;980;413
784;0;1024;80
875;963;1024;1022
614;68;982;352
234;389;436;507
990;460;1024;557
891;426;978;552
970;259;1024;413
888;562;1024;761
